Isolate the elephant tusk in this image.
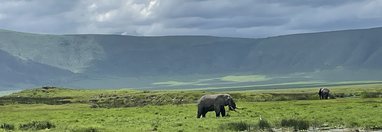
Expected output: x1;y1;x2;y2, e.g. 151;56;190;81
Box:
232;109;240;113
229;107;238;112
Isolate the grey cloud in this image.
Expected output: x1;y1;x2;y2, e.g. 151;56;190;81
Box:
153;0;294;19
161;16;288;29
0;0;382;38
0;0;78;33
268;0;362;7
0;0;76;16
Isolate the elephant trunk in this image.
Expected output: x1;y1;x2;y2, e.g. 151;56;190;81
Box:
228;104;237;111
228;99;237;111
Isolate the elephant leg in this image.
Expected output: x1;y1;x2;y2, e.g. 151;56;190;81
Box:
198;107;208;118
202;112;207;118
215;106;221;117
197;109;202;118
215;110;220;117
220;106;226;117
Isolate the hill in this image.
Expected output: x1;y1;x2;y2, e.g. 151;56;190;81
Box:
1;28;382;90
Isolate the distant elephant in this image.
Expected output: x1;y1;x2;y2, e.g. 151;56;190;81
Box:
197;94;237;118
318;88;330;99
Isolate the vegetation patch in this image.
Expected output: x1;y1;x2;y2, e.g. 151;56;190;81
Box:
258;119;272;130
281;118;310;130
360;91;382;98
219;121;252;131
153;81;194;86
220;75;270;82
19;121;55;130
0;123;15;130
0;96;72;105
220;120;273;131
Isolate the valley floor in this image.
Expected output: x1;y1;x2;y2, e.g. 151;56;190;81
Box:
1;98;382;131
0;85;381;131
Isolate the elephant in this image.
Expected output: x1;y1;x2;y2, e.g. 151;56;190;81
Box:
318;88;330;99
197;94;237;118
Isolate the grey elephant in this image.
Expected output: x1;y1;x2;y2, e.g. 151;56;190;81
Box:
197;94;237;118
318;88;330;99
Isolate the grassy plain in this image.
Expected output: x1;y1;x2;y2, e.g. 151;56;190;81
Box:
0;84;381;131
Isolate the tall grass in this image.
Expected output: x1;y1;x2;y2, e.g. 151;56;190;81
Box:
219;121;251;131
19;121;55;130
281;119;310;130
0;123;15;130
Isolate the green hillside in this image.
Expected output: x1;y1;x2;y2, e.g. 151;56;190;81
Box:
2;27;382;90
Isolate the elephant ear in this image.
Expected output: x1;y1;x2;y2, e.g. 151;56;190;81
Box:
224;94;232;101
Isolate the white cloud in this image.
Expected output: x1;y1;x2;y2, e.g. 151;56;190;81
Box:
140;0;159;17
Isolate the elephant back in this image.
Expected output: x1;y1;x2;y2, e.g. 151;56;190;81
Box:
197;94;219;105
197;94;230;105
321;88;330;93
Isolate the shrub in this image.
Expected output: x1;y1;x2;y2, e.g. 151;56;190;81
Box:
332;93;345;98
329;94;336;99
281;119;309;130
143;90;151;93
219;121;251;131
347;121;359;128
0;123;15;130
258;119;272;130
366;124;382;130
360;91;381;98
19;121;55;130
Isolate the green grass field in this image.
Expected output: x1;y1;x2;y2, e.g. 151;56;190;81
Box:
0;84;381;131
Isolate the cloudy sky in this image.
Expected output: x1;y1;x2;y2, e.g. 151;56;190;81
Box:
0;0;382;38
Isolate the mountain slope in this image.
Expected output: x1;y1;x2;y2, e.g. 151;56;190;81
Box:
243;27;382;73
0;29;105;73
1;27;382;90
85;28;382;77
0;50;74;89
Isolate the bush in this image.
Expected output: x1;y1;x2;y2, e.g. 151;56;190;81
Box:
19;121;55;130
366;124;382;130
281;119;309;130
258;119;272;130
219;121;251;131
360;92;381;98
0;123;15;130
